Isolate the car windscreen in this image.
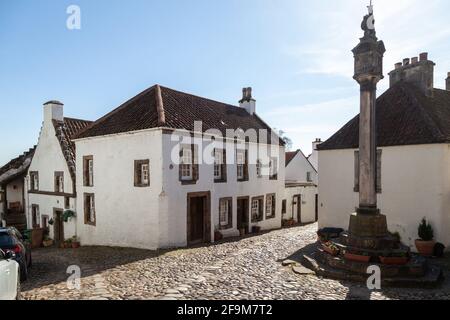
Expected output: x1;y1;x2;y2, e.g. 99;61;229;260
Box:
0;233;15;247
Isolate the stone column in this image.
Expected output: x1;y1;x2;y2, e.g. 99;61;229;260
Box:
358;79;379;214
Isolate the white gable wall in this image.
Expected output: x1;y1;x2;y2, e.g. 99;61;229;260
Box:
27;117;76;237
318;144;450;251
75;130;163;250
285;152;317;184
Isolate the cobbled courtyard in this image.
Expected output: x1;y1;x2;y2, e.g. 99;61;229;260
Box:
22;223;450;300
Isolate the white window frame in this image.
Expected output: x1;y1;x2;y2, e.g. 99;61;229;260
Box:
266;195;274;216
214;149;223;180
251;199;260;221
256;159;262;178
141;163;150;185
236;151;245;180
181;147;193;180
89;195;95;223
219;199;229;227
88;159;94;186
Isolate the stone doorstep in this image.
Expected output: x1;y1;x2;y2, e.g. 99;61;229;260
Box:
302;254;444;289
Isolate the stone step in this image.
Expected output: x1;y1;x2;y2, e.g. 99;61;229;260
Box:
340;232;400;250
316;249;427;278
302;254;443;289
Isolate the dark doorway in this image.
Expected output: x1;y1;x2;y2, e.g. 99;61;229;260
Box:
293;195;302;223
187;192;211;245
315;194;319;222
53;209;64;246
237;197;249;233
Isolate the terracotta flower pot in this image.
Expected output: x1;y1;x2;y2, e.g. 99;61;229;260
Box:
344;253;371;263
379;256;409;265
72;242;80;249
415;240;436;257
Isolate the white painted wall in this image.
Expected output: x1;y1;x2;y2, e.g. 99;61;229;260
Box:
75;130;163;250
160;132;285;248
26;103;76;237
319;144;450;251
285;151;318;185
5;178;24;209
74;129;285;250
283;185;317;224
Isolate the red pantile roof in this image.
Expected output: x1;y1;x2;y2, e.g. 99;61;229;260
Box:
76;85;282;145
318;82;450;151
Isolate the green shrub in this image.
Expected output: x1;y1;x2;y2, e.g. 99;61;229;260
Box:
418;218;434;241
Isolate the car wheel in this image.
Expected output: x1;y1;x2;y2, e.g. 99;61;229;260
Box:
20;263;28;282
16;271;22;300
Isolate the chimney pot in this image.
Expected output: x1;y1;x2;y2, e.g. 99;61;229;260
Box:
403;58;410;66
420;52;428;61
395;62;403;69
411;57;419;64
239;87;256;114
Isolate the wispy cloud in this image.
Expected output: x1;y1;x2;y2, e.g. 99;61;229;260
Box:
285;0;450;79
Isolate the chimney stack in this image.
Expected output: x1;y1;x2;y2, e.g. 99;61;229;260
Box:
43;100;64;123
446;72;450;91
239;87;256;115
312;138;322;151
388;52;435;97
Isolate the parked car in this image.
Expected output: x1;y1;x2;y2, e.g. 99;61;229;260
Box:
0;228;31;281
0;249;21;300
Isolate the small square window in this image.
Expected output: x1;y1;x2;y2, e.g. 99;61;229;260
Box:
134;160;150;187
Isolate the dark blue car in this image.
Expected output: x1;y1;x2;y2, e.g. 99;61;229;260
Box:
0;228;32;281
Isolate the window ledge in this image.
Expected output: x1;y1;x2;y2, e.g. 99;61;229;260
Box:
214;179;227;184
181;180;197;185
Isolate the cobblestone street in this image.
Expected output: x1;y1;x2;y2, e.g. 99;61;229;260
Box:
22;223;450;300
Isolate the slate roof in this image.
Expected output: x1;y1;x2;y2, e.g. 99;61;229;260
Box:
318;82;450;151
75;85;282;145
0;147;36;185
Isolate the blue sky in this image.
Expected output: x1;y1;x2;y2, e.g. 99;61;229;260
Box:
1;0;449;166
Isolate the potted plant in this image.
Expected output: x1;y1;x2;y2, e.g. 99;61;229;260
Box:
344;251;371;263
71;236;81;249
62;210;76;223
252;226;261;234
379;252;409;265
64;238;72;249
214;229;223;242
42;236;54;247
415;218;435;257
322;241;340;256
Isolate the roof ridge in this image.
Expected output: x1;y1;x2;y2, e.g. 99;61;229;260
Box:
64;116;93;123
155;85;166;126
159;85;240;110
74;85;158;139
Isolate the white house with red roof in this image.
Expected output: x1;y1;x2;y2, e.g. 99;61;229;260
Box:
25;101;92;245
72;86;285;250
283;148;318;225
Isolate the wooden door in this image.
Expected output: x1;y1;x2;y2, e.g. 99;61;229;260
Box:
53;210;64;245
237;197;249;232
